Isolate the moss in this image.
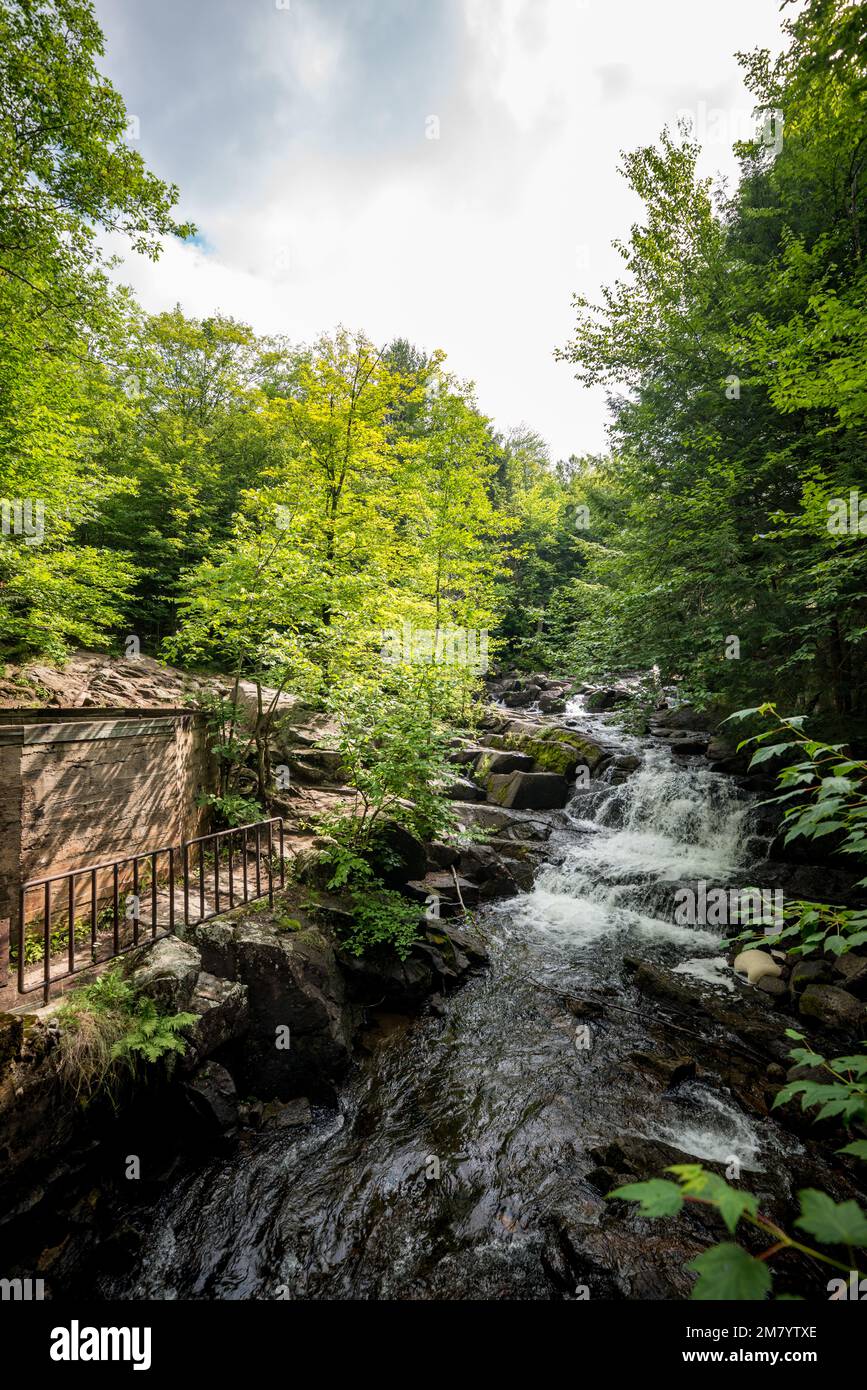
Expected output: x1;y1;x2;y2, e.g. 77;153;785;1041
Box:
484;728;605;774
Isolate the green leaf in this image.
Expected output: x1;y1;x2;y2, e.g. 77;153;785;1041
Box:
749;743;795;767
794;1190;867;1246
607;1179;684;1217
687;1243;772;1301
837;1140;867;1161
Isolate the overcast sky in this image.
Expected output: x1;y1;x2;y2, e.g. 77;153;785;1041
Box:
94;0;790;462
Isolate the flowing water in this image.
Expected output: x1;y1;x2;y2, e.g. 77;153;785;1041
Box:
92;699;807;1300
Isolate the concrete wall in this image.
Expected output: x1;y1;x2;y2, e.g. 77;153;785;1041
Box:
0;710;214;1006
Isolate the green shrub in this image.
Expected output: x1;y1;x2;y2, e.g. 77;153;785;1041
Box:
56;969;197;1105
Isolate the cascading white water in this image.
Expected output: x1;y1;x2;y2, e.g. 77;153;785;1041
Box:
508;745;752;960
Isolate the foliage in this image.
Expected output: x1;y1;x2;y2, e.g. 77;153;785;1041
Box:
341;885;423;961
10;918;92;967
321;675;458;851
198;790;264;830
610;1163;867;1300
0;0;190;659
547;0;867;713
774;1029;867;1160
56;969;196;1104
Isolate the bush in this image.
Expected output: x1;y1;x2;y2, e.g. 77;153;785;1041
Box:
56;969;197;1105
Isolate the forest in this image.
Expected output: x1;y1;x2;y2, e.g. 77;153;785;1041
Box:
1;0;867;1323
2;0;864;730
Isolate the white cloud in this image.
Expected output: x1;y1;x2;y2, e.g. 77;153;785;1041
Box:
96;0;791;460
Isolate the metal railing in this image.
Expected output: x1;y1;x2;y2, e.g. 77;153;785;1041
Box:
14;817;284;1005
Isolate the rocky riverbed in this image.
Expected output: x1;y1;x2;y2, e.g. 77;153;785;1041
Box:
3;681;866;1300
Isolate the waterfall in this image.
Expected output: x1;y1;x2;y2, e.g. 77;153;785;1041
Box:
505;745;752;959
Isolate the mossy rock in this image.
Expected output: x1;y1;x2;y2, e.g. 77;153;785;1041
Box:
484;728;606;775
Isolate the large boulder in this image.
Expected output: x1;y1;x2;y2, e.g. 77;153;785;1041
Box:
122;936;201;1012
181;972;249;1071
487;725;607;776
585;687;631;712
367;821;428;886
487;770;570;810
232;921;352;1100
475;750;536;779
454;803;553;841
444;776;486;802
798;984;866;1033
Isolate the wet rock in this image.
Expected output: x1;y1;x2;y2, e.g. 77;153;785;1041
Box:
624;957;791;1058
650;704;720;732
455;803;553;841
790;959;833;993
183;1061;238;1131
262;1096;312;1129
440;924;489;966
667;734;711;755
233;921;352;1100
458;843;534;896
122;936;201;1012
627;1051;697;1088
756;975;789;999
537;694;566;714
339;950;436;1009
798;984;866;1033
487;770;570;810
608;754;641;784
181;973;249;1071
833;952;867;999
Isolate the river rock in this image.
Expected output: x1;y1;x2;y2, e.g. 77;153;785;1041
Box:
122;936;202;1012
585;688;631;711
232;921;352;1100
798;983;866;1033
733;949;783;986
444;776;486;802
626;1051;697;1088
538;694;566;714
832;952;867;999
487;770;570;810
475;749;535;778
790;959;833;993
183;1061;238;1132
454;804;553;840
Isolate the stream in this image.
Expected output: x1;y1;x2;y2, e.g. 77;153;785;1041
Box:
89;697;815;1300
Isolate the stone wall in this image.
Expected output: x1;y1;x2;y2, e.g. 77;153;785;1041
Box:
0;710;214;1006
